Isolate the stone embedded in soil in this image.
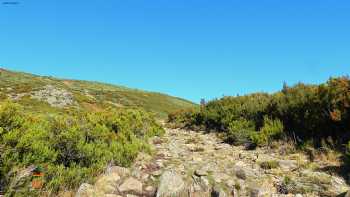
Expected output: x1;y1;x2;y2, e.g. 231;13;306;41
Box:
106;166;130;177
194;168;208;176
156;170;186;197
94;174;120;194
278;160;298;171
118;177;143;194
75;183;99;197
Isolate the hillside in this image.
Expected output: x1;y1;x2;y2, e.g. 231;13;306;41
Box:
0;68;196;118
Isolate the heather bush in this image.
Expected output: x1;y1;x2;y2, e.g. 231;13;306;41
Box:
250;117;284;146
224;119;255;145
168;76;350;150
0;101;164;195
167;108;202;129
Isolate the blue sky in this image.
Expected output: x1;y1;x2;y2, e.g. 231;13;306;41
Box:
1;0;349;103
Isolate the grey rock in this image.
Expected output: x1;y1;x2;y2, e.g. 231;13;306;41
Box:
194;168;208;176
144;185;157;196
189;175;211;196
156;170;187;197
249;187;264;197
75;183;96;197
31;85;75;108
119;177;143;195
94;174;120;194
106;166;130;177
199;176;210;189
234;166;247;180
278;160;297;171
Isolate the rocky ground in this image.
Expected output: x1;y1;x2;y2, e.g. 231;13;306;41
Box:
7;85;75;108
76;128;350;197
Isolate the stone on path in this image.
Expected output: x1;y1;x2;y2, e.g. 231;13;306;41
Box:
106;166;130;177
118;177;143;195
94;174;120;194
156;170;187;197
75;183;97;197
194;168;208;176
278;160;297;171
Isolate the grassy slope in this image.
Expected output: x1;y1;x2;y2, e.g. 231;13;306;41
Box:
0;68;196;118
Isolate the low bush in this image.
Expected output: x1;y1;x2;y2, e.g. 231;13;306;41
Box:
167;108;202;130
259;160;279;169
250;117;284;146
0;101;164;195
224;119;255;145
168;76;350;152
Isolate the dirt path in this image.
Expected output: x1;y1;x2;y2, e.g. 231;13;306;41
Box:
76;128;350;197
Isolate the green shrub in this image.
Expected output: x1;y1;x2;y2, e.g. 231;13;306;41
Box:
259;160;279;169
0;101;164;195
225;119;255;145
169;76;350;149
250;117;283;146
167;108;202;129
0;101;24;136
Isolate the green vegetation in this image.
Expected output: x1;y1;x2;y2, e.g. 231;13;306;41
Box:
168;76;350;150
0;68;196;118
0;101;164;195
259;160;279;169
250;117;284;146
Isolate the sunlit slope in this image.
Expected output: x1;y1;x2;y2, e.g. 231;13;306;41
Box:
0;68;196;118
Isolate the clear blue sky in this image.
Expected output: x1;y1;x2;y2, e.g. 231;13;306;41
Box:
1;0;349;103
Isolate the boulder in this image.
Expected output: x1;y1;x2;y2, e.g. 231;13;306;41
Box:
144;185;157;196
188;175;211;197
75;183;96;197
234;166;247;180
156;170;187;197
249;187;262;197
233;164;257;180
94;174;120;194
106;166;130;177
278;160;297;171
212;173;231;183
194;168;208;176
118;177;143;195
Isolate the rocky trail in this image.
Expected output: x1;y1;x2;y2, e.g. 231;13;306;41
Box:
76;128;350;197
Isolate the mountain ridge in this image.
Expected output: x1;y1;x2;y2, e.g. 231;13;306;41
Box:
0;68;196;118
